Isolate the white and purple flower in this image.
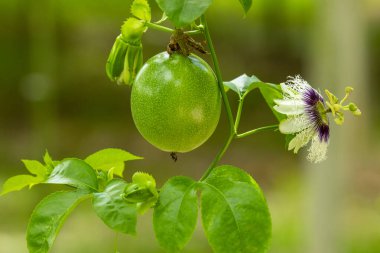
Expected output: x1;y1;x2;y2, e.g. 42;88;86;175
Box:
274;75;330;163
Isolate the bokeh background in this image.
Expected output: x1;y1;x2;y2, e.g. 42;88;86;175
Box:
0;0;379;252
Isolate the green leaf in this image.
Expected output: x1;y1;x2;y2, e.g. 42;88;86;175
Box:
238;0;252;14
22;160;47;178
200;165;271;253
258;83;286;122
46;159;98;191
155;0;212;28
93;179;137;234
85;148;142;177
131;0;151;21
223;74;261;97
43;150;56;174
27;191;90;253
153;177;198;253
0;175;42;196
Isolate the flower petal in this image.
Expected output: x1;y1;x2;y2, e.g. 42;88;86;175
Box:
307;135;328;163
279;116;309;134
274;99;305;115
288;129;313;153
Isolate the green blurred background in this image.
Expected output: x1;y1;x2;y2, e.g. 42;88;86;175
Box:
0;0;379;252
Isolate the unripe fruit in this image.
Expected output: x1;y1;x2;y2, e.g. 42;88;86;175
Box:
131;52;221;152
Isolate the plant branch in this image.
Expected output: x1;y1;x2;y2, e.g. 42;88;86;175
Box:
236;125;278;139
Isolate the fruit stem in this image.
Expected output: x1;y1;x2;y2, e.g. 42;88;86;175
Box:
236;125;279;139
145;21;202;35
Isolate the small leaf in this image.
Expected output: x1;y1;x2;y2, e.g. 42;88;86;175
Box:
131;0;151;21
43;150;56;173
155;0;212;27
22;160;47;178
0;175;42;196
223;74;261;97
85;148;142;177
46;159;98;191
93;179;137;234
200;165;271;253
27;191;90;253
153;176;198;253
238;0;253;14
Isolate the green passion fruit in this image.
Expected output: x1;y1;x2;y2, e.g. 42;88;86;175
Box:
131;52;221;153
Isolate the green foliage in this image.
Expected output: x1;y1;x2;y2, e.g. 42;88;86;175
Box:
0;175;43;196
200;165;271;253
93;180;137;234
85;148;142;177
153;177;198;252
1;154;51;195
46;158;99;191
224;73;286;123
27;191;91;253
1;148;155;252
224;74;261;98
43;150;57;173
22;160;48;177
155;0;213;27
131;0;151;21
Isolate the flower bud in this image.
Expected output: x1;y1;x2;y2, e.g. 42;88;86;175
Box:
105;35;143;86
106;35;128;82
124;183;155;203
119;43;143;85
123;172;158;213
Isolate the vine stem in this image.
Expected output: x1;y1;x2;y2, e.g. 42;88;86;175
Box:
200;14;235;181
199;15;279;181
200;15;235;132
